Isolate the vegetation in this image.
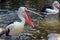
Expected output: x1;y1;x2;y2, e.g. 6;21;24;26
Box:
1;0;60;10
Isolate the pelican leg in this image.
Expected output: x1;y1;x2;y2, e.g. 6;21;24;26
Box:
5;28;10;36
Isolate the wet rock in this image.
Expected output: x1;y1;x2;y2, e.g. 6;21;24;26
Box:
0;11;20;28
48;33;60;40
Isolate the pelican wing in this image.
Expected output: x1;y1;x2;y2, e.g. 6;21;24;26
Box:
46;8;55;13
6;24;14;30
45;8;58;14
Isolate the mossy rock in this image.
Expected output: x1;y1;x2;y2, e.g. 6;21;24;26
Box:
40;20;60;29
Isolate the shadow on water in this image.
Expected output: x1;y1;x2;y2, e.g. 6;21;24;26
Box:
0;1;60;40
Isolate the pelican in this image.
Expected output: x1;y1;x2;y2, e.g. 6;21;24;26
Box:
0;7;34;36
41;1;60;15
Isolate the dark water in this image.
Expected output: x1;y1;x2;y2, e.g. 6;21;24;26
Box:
0;1;60;40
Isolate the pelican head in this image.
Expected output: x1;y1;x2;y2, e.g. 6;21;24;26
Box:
52;1;60;9
17;7;34;27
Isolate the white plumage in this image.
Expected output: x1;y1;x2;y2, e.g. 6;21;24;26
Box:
44;1;60;15
6;21;24;36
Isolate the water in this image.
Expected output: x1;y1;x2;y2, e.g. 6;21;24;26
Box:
0;1;60;40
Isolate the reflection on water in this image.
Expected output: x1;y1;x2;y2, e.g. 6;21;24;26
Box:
0;1;60;40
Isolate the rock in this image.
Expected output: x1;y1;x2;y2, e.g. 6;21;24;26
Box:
48;33;60;40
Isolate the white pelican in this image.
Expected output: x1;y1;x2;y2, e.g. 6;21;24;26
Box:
0;7;34;36
41;1;60;15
